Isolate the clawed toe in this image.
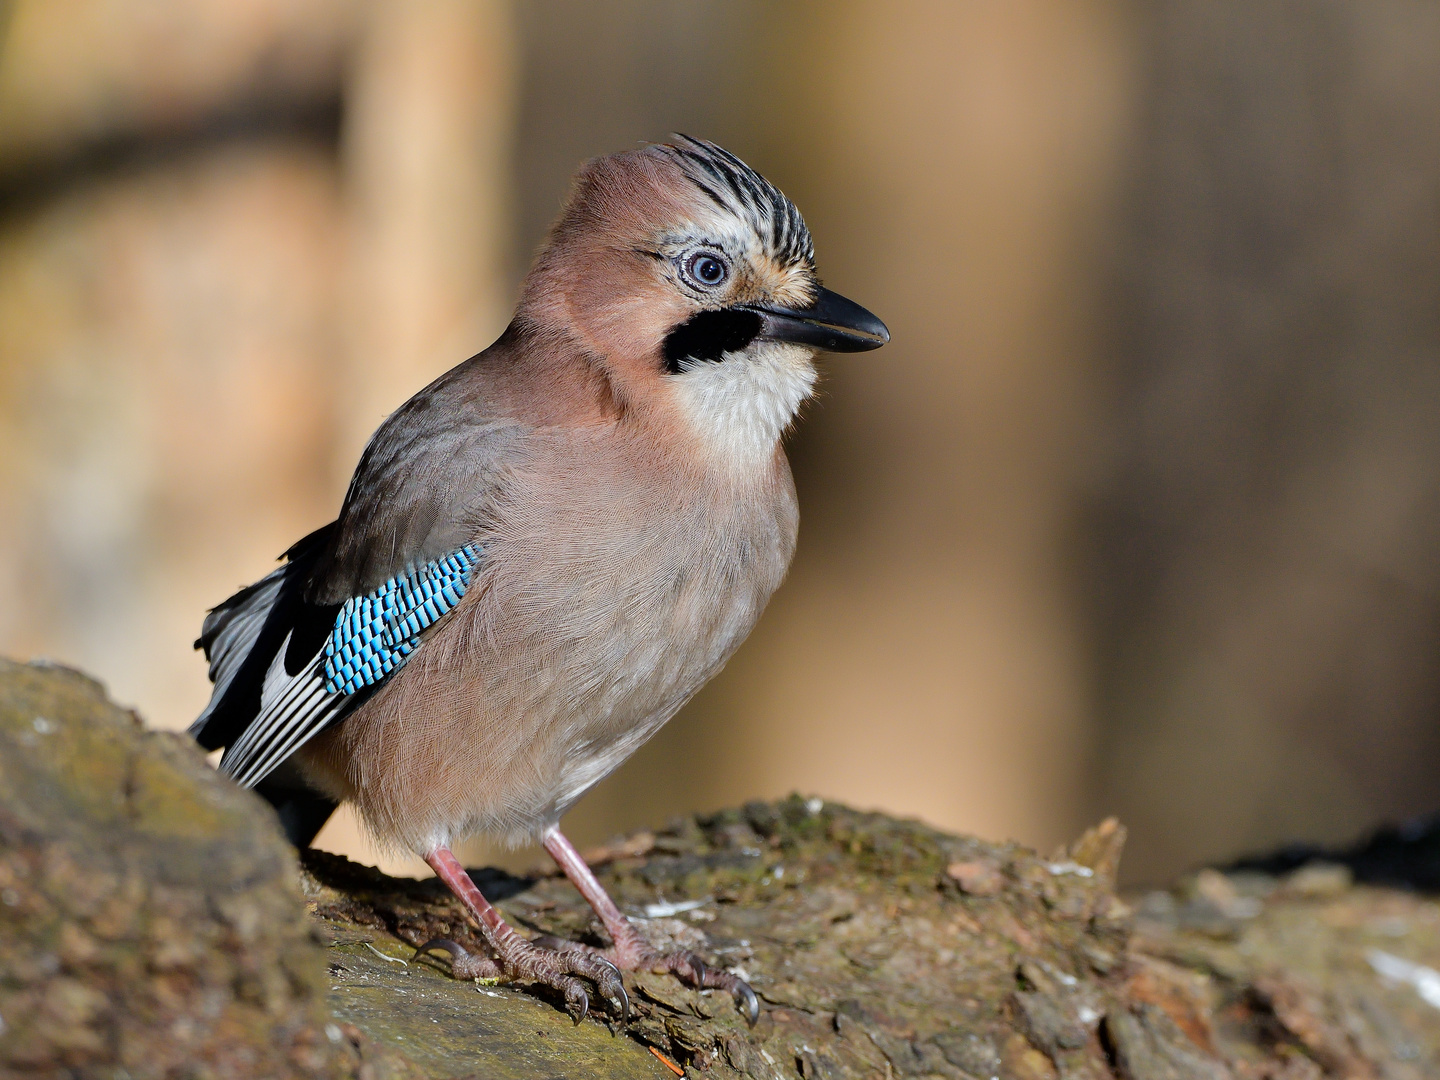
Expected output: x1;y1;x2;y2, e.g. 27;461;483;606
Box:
666;950;759;1026
730;978;761;1027
701;965;760;1027
527;935;631;1021
664;949;706;987
560;978;590;1024
592;954;631;1022
566;952;628;1022
413;935;628;1022
505;939;628;1023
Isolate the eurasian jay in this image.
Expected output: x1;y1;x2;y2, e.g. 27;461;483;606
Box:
190;136;888;1024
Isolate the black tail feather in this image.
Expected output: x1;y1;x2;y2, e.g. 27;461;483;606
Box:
256;781;339;848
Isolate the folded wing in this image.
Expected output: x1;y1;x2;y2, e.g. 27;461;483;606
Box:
215;544;482;788
190;359;526;790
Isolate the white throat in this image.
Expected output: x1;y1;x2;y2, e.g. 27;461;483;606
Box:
670;342;817;471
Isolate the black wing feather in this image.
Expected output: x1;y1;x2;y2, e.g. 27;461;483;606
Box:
189;523;338;752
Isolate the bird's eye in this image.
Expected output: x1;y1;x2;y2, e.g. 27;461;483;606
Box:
684;251;729;288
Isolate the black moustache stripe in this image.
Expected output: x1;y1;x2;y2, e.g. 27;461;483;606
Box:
662;309;763;374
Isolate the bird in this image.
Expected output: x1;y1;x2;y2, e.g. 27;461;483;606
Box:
189;135;888;1025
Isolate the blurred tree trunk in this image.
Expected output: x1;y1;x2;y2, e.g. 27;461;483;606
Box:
580;0;1137;867
336;0;517;467
1097;1;1440;884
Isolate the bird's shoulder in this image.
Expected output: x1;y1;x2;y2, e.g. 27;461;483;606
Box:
309;321;617;605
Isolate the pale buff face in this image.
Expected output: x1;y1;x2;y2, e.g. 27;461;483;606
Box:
646;198;822;471
650;199;819;313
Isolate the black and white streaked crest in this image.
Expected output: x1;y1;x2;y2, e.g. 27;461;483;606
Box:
657;135;815;273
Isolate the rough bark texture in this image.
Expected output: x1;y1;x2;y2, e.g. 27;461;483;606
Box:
0;659;417;1079
3;658;1439;1079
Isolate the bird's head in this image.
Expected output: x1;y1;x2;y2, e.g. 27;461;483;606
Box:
519;136;888;467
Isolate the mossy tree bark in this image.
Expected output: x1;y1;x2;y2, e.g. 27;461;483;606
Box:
3;658;1438;1079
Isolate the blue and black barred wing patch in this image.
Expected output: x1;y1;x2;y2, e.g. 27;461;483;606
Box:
325;545;479;694
220;544;482;789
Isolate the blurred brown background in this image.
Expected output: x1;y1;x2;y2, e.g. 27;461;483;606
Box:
2;1;1437;886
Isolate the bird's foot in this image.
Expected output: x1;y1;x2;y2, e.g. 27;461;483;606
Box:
535;828;758;1024
413;936;629;1024
652;946;760;1026
533;934;759;1026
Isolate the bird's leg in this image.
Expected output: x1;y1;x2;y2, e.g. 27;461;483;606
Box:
413;846;629;1024
538;827;759;1025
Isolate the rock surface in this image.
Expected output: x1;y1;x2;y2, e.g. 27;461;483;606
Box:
0;659;412;1079
4;658;1440;1079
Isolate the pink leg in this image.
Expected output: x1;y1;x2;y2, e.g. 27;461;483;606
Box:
541;827;759;1025
412;846;629;1023
425;848;527;954
542;827;658;968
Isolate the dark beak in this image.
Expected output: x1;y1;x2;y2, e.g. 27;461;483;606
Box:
744;287;890;353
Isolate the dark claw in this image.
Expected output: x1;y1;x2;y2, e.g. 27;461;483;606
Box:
565;981;589;1025
594;956;631;1021
612;979;631;1023
688;955;707;988
734;980;760;1027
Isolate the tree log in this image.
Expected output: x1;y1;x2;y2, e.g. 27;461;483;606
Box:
2;658;1437;1079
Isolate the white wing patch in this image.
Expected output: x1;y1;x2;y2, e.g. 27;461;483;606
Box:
220;634;348;789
